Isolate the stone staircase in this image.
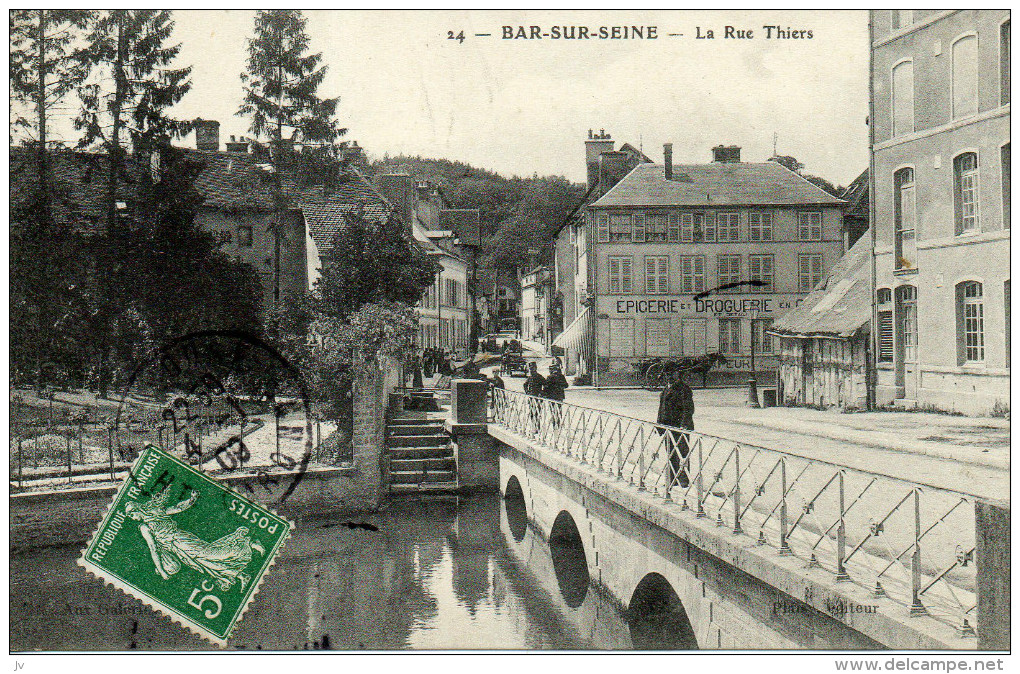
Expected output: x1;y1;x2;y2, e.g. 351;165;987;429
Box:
386;418;457;494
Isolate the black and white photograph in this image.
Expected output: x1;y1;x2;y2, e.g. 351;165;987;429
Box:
7;8;1011;667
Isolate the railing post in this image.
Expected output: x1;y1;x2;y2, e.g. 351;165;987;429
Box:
910;487;928;616
836;470;850;581
108;427;115;481
732;445;743;534
66;432;72;484
637;427;646;491
17;437;23;489
696;437;706;518
779;457;791;555
616;424;624;479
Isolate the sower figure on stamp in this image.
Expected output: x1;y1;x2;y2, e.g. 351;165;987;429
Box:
542;358;568;427
523;362;546;434
125;485;265;591
656;368;695;489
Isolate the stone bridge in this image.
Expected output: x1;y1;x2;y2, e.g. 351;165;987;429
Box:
445;381;1009;650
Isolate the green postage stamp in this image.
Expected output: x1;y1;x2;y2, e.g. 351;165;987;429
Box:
78;444;293;646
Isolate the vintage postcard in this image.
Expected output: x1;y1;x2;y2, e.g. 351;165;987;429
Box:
8;8;1010;665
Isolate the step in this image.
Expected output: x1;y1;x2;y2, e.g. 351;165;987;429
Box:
388;418;445;427
388;434;449;448
388;446;454;460
389;457;456;472
386;424;446;436
390;470;457;485
390;482;459;494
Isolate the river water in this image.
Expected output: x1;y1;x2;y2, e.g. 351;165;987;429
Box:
10;494;644;651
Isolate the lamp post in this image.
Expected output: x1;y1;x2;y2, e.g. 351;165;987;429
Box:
747;310;760;408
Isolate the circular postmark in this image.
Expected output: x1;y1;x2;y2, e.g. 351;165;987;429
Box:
113;330;315;505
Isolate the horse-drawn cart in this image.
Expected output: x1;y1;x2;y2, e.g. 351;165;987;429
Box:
635;353;728;389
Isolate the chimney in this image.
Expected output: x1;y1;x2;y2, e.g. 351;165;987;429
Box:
225;134;250;153
194;118;220;151
598;151;632;193
585;128;615;190
712;145;742;163
663;143;673;181
373;173;416;235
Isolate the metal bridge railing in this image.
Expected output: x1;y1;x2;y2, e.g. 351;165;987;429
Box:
490;388;979;637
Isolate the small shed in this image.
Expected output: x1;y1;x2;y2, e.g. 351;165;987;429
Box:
770;234;871;410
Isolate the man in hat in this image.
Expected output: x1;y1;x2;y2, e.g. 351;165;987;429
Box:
523;361;546;433
656;368;695;489
542;357;569;427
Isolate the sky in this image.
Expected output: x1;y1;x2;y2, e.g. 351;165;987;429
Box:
28;10;872;188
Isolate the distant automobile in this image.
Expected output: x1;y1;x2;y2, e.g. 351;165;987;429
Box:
486;331;520;350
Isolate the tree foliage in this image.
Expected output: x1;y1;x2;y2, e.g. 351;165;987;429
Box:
314;206;440;319
238;10;344;146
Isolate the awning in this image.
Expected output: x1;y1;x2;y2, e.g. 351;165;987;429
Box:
553;307;590;350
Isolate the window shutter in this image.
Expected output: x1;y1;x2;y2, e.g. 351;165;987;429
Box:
633;213;646;242
645;256;656;294
705;212;717;241
609;257;620;293
598;215;609;242
621;257;633;293
681;213;693;242
695;256;705;293
658;257;669;294
878;310;894;361
668;213;680;242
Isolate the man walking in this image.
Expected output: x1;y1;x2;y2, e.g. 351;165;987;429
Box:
542;358;569;427
656;369;695;489
523;362;546;434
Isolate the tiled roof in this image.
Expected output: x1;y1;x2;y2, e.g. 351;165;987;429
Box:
10;147;142;234
840;169;869;219
591;161;845;208
302;200;390;257
771;234;870;338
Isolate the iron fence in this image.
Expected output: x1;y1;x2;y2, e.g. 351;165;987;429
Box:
490;388;979;636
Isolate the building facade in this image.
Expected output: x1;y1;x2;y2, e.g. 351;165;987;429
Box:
871;10;1010;414
585;143;845;386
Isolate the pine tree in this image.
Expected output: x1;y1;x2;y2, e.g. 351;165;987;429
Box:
238;9;345;308
73;9;192;396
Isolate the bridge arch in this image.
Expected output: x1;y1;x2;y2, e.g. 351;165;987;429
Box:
627;573;699;650
503;475;528;542
549;510;590;608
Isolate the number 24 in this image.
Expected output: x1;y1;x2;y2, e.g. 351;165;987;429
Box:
447;30;464;43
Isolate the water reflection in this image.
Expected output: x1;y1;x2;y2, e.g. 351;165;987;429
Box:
10;494;636;650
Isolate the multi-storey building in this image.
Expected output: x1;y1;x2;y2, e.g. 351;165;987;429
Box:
870;10;1010;414
582;142;845;385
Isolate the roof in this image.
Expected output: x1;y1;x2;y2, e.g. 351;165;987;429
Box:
302;199;389;257
771;233;871;338
438;209;481;246
591;161;845;208
840;169;869;219
10;147;143;234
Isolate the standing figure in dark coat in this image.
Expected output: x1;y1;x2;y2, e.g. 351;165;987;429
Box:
422;349;435;378
523;362;546;433
542;358;569;427
656;370;695;489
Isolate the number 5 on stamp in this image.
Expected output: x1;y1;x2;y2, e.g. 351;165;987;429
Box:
78;444;293;646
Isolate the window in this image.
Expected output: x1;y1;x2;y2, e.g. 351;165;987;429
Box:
597;214;609;242
718;319;741;355
894;168;917;270
749;254;774;293
609;318;635;357
717;255;741;292
952;35;979;119
645;213;668;242
238;225;253;247
717;212;740;242
632;213;646;242
891;10;913;30
609;214;632;242
679;256;706;294
877;287;894;363
668;213;681;242
798;212;822;240
749;212;773;241
645;318;671;357
897;285;917;363
798;254;823;292
682;213;716;242
954;153;980;234
1002;20;1011;106
608;256;633;294
957;281;985;363
892;60;914;137
444;278;460;307
644;255;669;294
751;318;774;354
1002;144;1010;227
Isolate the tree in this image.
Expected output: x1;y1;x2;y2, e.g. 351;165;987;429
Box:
768;155;804;174
238;10;346;308
73;9;192;396
10;10;92;221
314;206;440;319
